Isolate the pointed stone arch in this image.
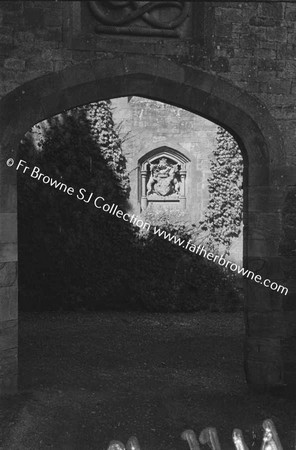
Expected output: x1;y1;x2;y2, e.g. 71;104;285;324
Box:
138;142;191;165
0;54;287;394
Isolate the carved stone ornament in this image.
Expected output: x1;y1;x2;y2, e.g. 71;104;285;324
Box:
88;1;190;37
147;157;180;197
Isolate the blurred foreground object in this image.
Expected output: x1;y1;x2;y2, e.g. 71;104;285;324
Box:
107;419;283;449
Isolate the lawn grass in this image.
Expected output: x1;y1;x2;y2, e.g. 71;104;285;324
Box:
0;312;295;449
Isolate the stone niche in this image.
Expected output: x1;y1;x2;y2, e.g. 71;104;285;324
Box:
139;147;189;211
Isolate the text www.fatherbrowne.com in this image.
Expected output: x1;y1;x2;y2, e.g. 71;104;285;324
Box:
9;158;289;296
153;228;288;296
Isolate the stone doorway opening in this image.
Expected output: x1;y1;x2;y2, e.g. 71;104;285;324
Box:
0;55;287;400
16;96;244;314
9;96;256;449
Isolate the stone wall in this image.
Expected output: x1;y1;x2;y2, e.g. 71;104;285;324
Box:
112;96;243;264
0;1;295;393
112;96;215;222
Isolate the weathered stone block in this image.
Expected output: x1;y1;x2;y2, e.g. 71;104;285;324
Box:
247;238;278;258
282;281;296;312
26;57;53;72
247;164;270;186
247;235;282;260
0;213;17;243
286;11;296;21
249;16;280;27
0;183;17;213
44;9;62;28
216;7;243;23
282;336;296;387
2;11;22;27
272;165;296;185
284;311;296;336
260;2;283;19
41;48;72;62
34;1;62;8
276;43;296;59
245;279;284;313
257;58;284;72
248;186;284;212
62;80;101;111
245;336;283;387
248;256;285;280
0;319;17;351
262;79;291;95
266;27;287;43
211;56;229;73
216;22;233;37
245;336;282;362
239;34;259;49
41;26;63;42
282;336;296;360
246;311;286;338
60;60;96;89
245;359;283;388
0;347;17;395
13;31;35;44
0;31;13;45
4;57;25;71
0;262;17;288
0;1;22;12
23;7;44;29
0;243;17;263
0;285;18;321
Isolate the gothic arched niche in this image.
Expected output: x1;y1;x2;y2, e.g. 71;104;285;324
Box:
138;146;190;211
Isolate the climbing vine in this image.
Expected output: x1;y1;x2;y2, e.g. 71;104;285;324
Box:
81;101;130;198
200;126;243;255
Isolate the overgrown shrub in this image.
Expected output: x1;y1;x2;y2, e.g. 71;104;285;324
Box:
200;126;243;255
129;208;242;312
18;103;134;311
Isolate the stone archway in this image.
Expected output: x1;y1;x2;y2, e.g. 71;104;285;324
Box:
0;55;287;395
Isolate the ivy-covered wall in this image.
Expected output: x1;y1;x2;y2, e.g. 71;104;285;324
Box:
112;97;243;264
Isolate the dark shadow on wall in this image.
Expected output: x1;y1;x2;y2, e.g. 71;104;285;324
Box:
278;186;296;393
280;187;296;283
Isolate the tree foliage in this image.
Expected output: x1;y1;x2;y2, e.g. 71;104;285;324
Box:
18;102;133;311
200;126;243;255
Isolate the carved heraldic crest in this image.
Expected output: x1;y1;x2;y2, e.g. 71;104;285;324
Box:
147;157;180;197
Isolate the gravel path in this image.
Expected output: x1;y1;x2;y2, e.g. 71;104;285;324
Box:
1;312;295;449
